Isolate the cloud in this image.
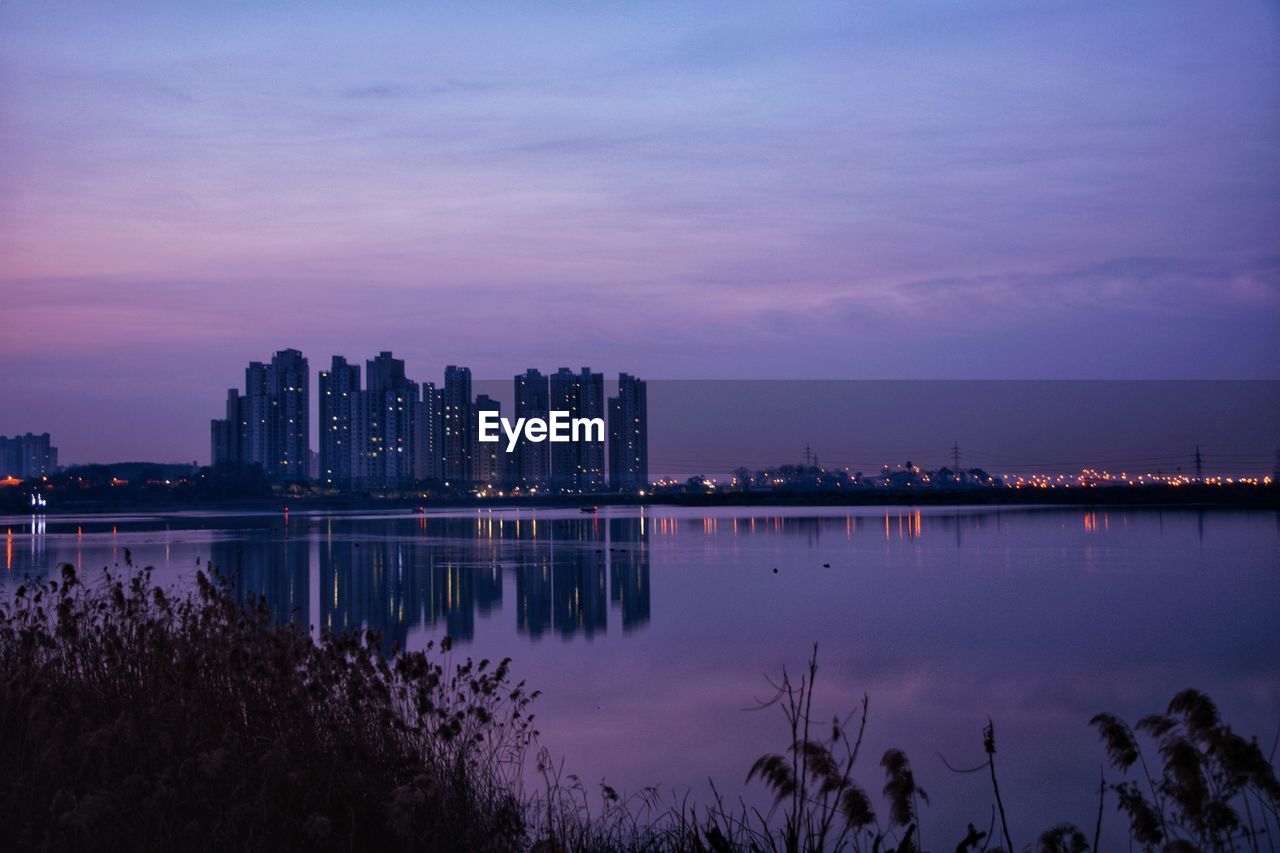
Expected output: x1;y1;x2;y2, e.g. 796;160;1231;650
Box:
894;255;1280;318
336;79;491;99
338;83;417;99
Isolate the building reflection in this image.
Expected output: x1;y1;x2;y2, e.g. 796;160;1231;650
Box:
553;540;607;639
2;509;1041;645
299;514;650;647
609;517;650;632
0;507;1212;650
210;536;309;630
315;525;498;651
515;547;553;638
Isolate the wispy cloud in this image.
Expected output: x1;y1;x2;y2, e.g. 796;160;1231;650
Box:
897;256;1280;317
336;79;491;99
338;82;417;99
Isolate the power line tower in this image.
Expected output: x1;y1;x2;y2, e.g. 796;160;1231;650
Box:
1272;446;1279;483
1194;445;1203;482
951;441;962;472
802;443;813;467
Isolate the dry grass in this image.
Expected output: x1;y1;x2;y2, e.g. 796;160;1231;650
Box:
0;563;532;851
2;568;1277;852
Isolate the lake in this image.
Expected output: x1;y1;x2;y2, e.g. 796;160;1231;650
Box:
3;505;1278;846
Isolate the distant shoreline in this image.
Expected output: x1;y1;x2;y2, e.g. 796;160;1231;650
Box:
7;484;1275;517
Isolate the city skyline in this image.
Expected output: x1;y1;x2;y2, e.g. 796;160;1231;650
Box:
7;369;1280;483
203;353;1278;485
212;347;650;492
5;373;1280;481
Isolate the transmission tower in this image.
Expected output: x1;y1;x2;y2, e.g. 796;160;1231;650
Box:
1194;445;1203;482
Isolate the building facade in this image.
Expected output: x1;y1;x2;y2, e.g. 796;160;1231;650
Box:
548;367;604;492
318;355;360;488
270;349;310;482
210;392;238;468
608;373;648;491
210;348;310;482
472;394;504;488
441;365;472;484
0;432;58;480
317;352;422;490
414;382;442;483
577;369;605;492
512;368;549;491
357;351;418;489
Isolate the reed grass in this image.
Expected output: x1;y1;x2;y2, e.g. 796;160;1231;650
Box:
2;566;1276;852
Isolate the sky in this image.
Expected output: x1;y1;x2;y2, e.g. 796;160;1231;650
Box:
2;0;1279;464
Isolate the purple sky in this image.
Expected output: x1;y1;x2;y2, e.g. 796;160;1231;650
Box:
2;1;1278;464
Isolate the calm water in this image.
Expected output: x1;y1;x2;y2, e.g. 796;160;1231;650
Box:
4;505;1278;845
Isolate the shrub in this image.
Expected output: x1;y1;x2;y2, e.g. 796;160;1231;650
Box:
0;563;535;851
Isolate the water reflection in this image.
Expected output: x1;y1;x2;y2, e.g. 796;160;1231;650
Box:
2;506;1274;846
0;507;1251;648
212;537;309;628
610;517;650;632
188;514;650;647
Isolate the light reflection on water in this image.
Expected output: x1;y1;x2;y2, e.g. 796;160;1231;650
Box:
3;505;1278;844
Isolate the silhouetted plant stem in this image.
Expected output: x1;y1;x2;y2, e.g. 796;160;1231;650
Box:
1092;766;1105;853
816;693;870;850
1134;735;1170;844
799;645;817;852
1261;786;1278;853
788;663;801;852
1242;791;1260;853
984;719;1013;852
1250;785;1278;853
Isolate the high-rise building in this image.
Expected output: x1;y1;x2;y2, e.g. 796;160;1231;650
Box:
270;349;310;482
608;373;648;491
358;351;418;489
240;360;272;470
548;369;580;492
211;349;310;481
442;365;472;484
578;369;605;491
513;369;549;491
318;356;360;488
472;394;504;488
210;421;230;468
413;382;442;483
549;367;604;492
0;432;58;480
210;389;238;467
